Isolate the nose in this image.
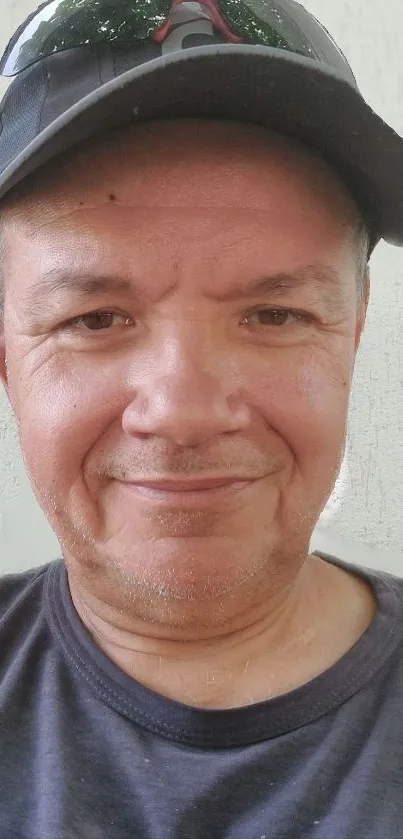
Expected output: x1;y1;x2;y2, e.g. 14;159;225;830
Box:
122;335;251;446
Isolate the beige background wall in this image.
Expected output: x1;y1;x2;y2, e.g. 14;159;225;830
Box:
1;0;403;574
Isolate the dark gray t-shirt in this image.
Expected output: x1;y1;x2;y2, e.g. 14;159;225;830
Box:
1;552;403;839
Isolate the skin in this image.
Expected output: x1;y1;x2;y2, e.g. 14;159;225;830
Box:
0;118;375;709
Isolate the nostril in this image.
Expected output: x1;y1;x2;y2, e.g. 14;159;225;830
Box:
133;431;152;441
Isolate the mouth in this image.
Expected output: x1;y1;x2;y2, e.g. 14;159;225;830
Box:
117;476;257;506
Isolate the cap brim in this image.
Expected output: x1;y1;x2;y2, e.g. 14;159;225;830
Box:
1;44;402;246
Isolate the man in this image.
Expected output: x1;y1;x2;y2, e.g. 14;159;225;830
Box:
0;0;403;837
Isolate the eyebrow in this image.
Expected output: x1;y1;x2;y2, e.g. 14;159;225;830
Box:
22;270;135;319
211;263;342;302
23;262;342;317
27;270;133;304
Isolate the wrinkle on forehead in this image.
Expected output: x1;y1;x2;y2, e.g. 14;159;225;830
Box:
2;119;361;237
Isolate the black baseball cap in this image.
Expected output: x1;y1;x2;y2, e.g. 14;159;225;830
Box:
1;0;403;254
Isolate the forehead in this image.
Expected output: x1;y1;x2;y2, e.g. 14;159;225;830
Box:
4;119;360;224
2;120;360;310
1;125;362;326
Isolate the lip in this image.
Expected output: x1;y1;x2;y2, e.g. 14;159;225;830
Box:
117;477;257;506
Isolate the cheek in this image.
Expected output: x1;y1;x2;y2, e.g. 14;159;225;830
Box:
245;345;351;466
13;356;122;492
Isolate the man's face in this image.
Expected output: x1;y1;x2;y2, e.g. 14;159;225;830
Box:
0;119;367;627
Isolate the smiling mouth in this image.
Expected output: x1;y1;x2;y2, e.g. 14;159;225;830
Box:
130;477;252;491
117;476;258;505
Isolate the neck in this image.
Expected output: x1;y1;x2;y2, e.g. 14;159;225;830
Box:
68;556;376;709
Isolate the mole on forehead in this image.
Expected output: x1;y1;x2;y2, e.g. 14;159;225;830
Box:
5;164;358;237
12;201;309;231
5;191;120;231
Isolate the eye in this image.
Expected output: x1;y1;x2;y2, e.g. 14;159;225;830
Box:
242;308;308;327
67;311;132;331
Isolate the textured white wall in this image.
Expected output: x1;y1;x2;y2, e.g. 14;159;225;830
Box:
1;0;403;574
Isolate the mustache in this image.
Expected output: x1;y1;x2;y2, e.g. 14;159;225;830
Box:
98;439;282;481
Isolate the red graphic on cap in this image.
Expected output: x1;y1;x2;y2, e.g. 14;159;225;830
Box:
153;0;243;44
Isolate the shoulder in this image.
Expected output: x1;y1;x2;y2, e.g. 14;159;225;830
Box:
0;561;61;713
313;549;403;590
0;561;56;626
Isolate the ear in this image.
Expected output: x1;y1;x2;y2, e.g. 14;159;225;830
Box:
354;269;370;353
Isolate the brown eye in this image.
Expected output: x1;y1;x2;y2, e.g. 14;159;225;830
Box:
71;312;130;331
243;309;296;327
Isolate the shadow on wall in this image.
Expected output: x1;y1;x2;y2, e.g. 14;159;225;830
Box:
311;439;403;575
0;389;61;574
